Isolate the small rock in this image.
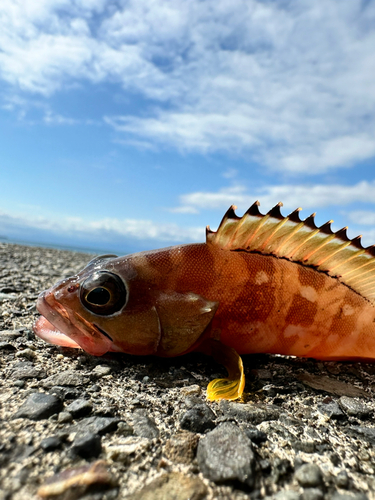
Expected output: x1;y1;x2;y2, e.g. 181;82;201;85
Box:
179;403;216;433
15;348;36;360
197;421;254;484
42;370;90;387
71;416;120;436
105;436;150;464
65;399;92;418
40;435;63;452
318;400;344;420
298;374;367;398
164;430;199;464
11;364;45;380
220;401;281;424
92;365;112;377
294;464;323;488
131;409;159;439
13;393;63;420
339;396;372;419
87;384;101;393
181;384;202;396
70;432;102;459
131;472;207;500
49;386;84;400
58;411;73;423
0;328;23;339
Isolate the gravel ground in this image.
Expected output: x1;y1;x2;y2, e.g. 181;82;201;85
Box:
1;242;375;500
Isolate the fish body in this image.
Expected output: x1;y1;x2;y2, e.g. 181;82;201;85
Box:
34;202;375;400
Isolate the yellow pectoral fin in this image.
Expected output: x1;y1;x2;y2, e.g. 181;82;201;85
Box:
199;339;245;401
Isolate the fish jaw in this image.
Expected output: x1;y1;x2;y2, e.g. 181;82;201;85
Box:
34;290;113;356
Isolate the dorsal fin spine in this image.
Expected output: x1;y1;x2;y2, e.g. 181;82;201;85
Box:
286;228;320;259
260;217;289;251
316;240;352;267
273;221;305;254
302;233;337;262
328;248;366;273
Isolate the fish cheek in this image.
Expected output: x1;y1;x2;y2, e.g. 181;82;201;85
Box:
106;307;162;356
154;291;219;356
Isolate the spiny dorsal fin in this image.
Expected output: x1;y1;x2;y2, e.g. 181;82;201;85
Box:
206;202;375;303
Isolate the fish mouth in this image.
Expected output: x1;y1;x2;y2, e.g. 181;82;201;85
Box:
33;291;113;356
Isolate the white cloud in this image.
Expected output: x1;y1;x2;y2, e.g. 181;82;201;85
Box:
1;0;375;171
348;211;375;226
0;209;203;243
172;180;375;214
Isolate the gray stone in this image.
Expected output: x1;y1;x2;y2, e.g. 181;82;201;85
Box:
339;396;372;419
40;435;63;452
273;492;301;500
42;370;90;387
58;411;73;423
71;416;120;435
294;464;323;488
163;430;199;464
317;400;344;420
197;421;254;484
13;392;63;420
131;409;159;439
65;399;92;418
70;432;102;459
179;403;216;433
220;401;281;424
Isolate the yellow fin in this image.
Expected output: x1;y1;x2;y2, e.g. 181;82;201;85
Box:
206;201;375;303
200;339;245;401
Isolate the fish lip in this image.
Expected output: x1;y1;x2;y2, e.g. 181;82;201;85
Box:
34;291;112;355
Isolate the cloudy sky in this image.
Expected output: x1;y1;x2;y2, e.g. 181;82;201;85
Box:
1;0;375;254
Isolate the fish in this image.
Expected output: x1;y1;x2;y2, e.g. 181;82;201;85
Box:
33;202;375;401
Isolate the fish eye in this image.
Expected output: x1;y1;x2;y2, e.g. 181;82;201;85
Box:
80;271;126;315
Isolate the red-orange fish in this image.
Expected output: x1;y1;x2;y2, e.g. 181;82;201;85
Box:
34;202;375;400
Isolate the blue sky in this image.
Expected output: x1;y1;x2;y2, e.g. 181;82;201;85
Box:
1;0;375;254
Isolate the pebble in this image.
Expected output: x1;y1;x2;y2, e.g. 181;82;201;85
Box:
65;398;92;418
163;430;199;464
40;435;63;452
13;392;63;420
58;411;73;423
317;400;345;420
15;348;36;360
0;341;16;350
11;364;45;380
220;401;281;424
70;432;102;459
197;421;254;484
92;365;112;377
70;416;120;435
105;436;150;464
294;464;323;488
42;370;90;387
48;386;85;400
179;403;216;433
131;409;159;439
339;396;372;419
131;472;207;500
116;421;134;437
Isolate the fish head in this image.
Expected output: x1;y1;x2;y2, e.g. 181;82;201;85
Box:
34;254;162;356
34;248;219;358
